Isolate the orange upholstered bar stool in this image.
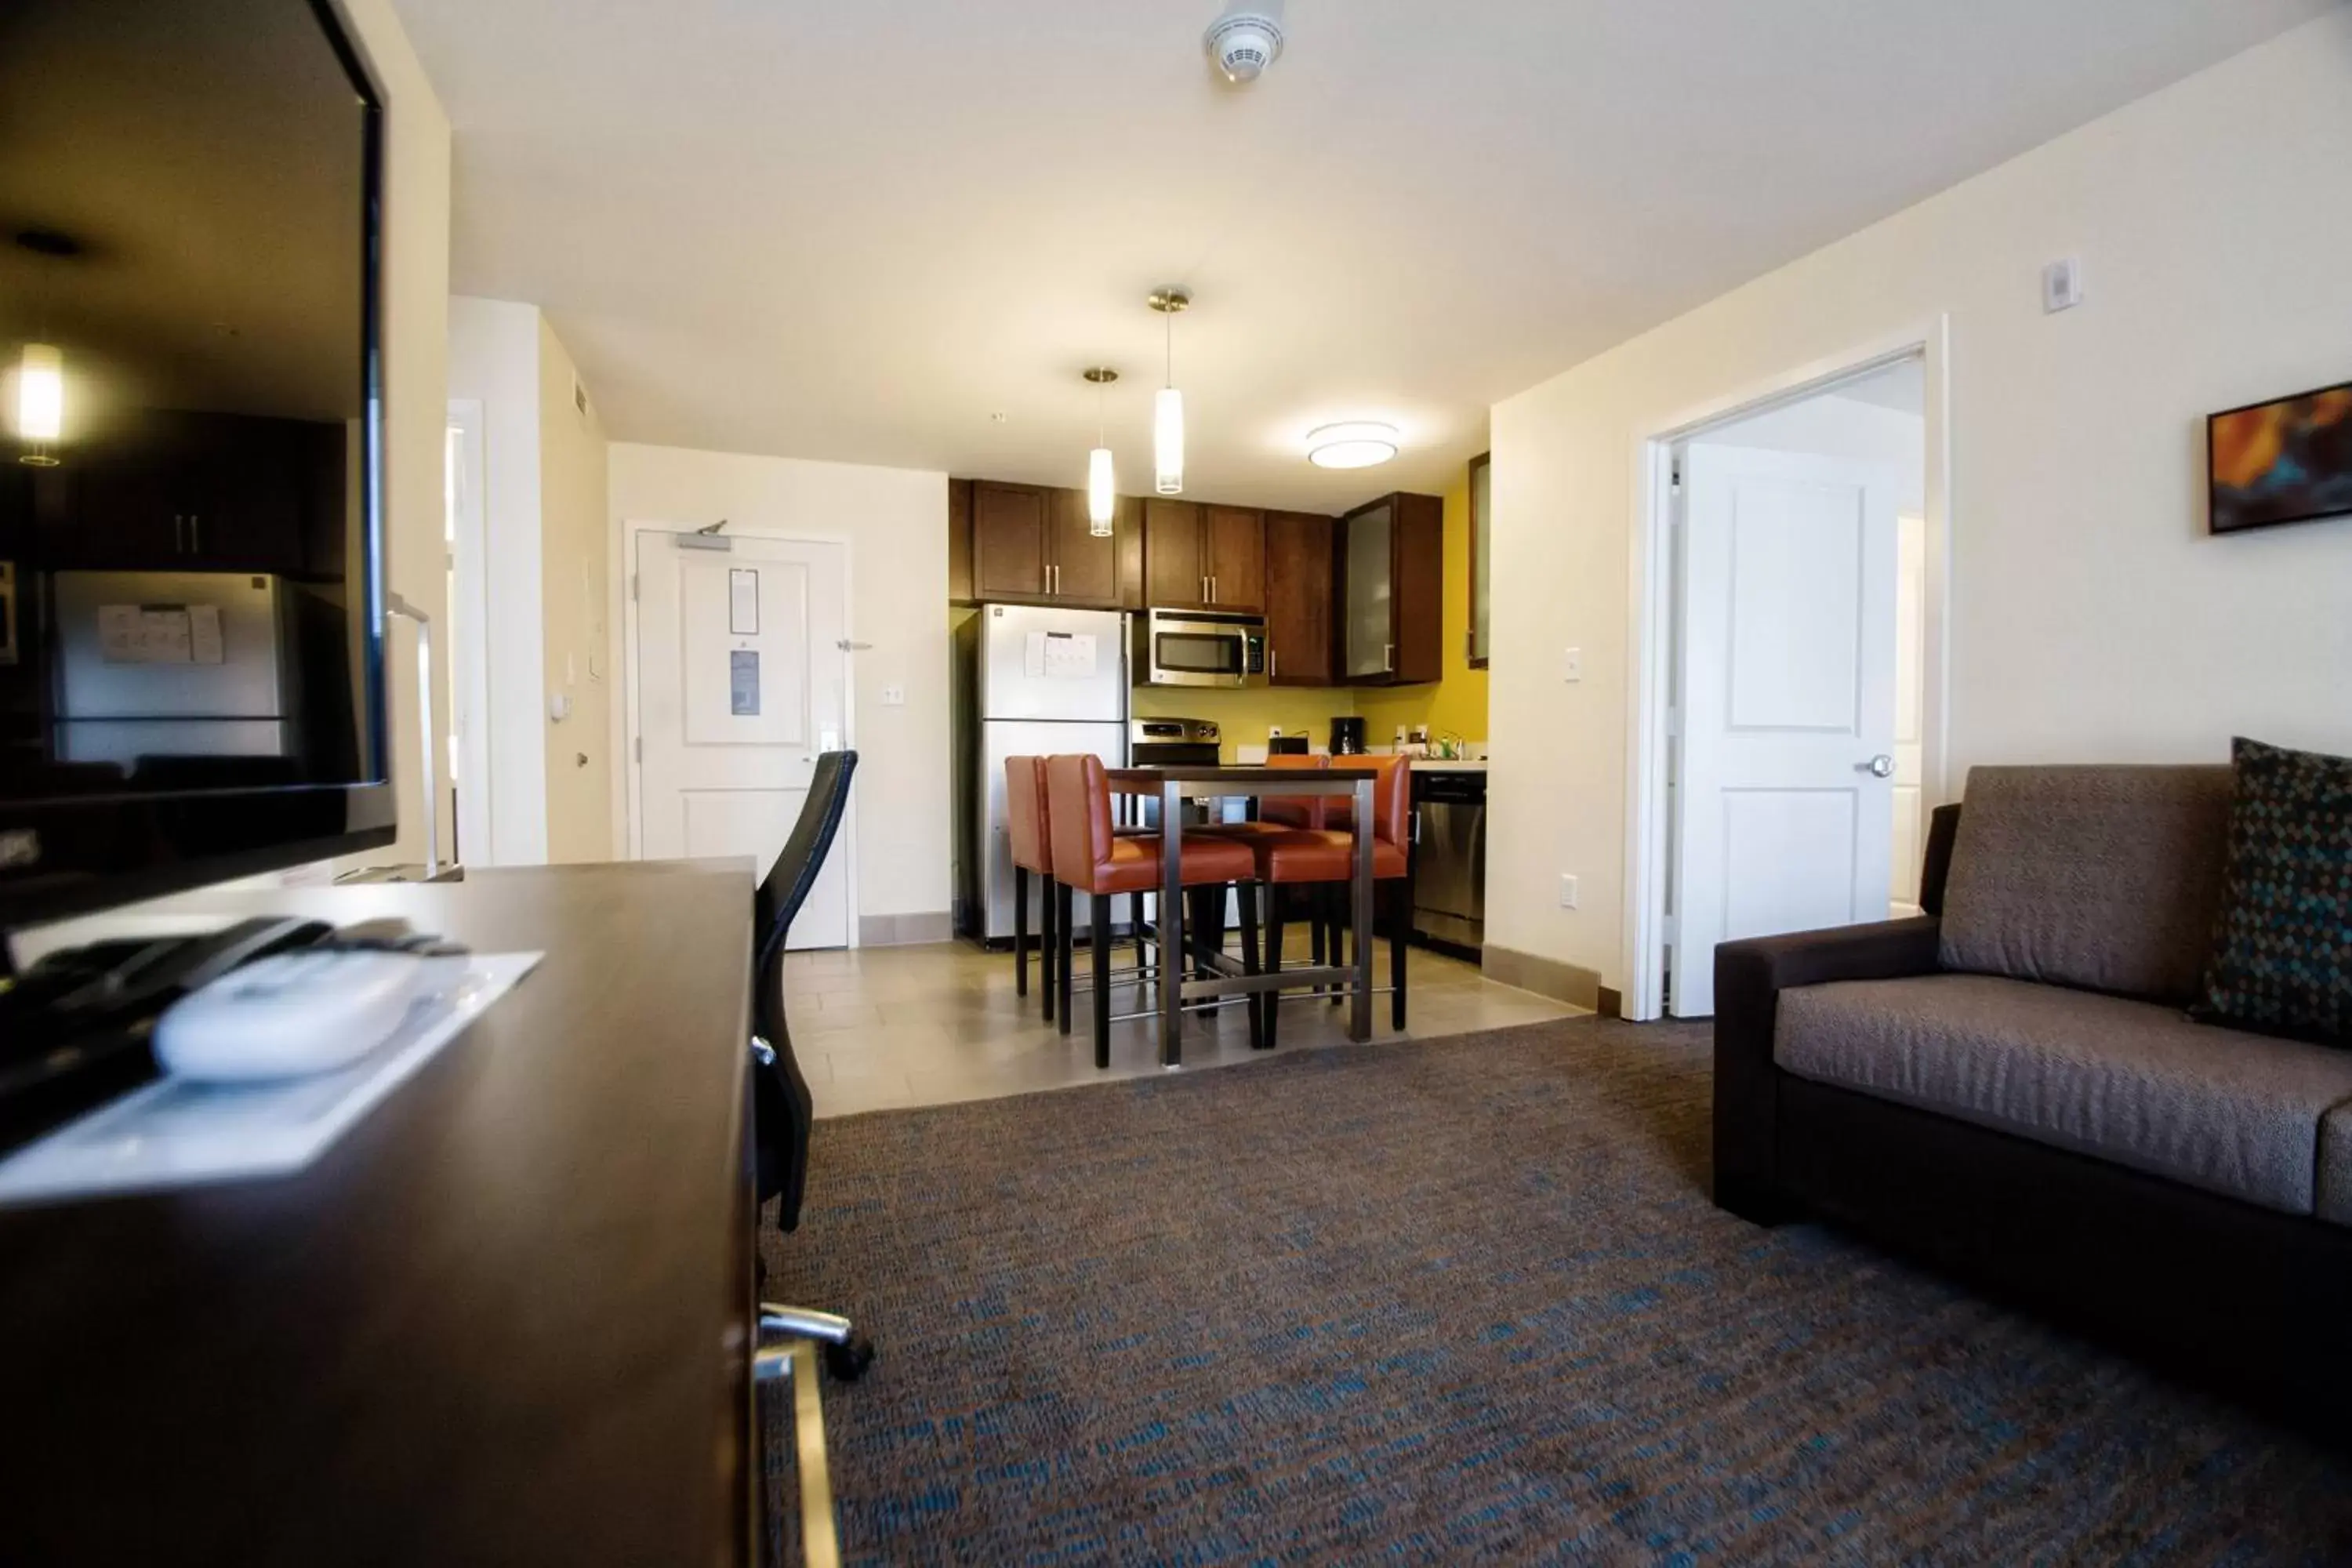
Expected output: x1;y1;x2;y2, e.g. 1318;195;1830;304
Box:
1250;755;1412;1046
1044;754;1260;1068
1004;756;1058;1019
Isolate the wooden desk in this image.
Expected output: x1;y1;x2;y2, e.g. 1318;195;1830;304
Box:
1105;765;1380;1065
0;861;760;1567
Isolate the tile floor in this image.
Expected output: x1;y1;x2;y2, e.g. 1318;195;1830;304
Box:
782;928;1584;1116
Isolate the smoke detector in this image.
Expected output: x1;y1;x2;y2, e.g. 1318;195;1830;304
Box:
1204;5;1285;84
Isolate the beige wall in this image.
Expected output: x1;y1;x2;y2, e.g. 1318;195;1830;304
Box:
608;444;952;924
1487;9;2352;995
340;0;450;876
535;318;613;862
445;296;544;864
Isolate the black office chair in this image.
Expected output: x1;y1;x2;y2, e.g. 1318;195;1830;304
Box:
749;750;874;1381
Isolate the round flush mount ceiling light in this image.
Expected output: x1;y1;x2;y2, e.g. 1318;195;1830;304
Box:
1305;421;1399;470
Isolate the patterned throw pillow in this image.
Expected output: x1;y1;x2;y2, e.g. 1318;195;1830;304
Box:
2193;737;2352;1045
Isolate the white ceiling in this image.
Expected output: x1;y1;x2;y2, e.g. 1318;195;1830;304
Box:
392;0;2334;512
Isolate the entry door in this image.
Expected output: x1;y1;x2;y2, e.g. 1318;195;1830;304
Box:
637;532;851;949
1671;444;1900;1016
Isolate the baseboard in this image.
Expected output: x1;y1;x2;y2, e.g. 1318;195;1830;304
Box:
858;911;954;947
1482;944;1606;1011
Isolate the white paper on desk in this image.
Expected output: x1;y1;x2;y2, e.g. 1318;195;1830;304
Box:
0;952;543;1206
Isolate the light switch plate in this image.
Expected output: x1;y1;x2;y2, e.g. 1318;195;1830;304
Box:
880;684;906;707
1559;874;1580;909
2042;256;2084;313
1562;648;1583;683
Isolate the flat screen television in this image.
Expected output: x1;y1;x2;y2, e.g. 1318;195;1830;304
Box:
0;0;391;932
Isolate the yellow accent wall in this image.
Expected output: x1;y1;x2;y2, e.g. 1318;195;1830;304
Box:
1354;473;1488;746
1132;471;1491;757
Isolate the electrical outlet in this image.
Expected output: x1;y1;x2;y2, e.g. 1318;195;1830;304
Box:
880;684;906;708
1559;874;1580;909
1562;648;1583;683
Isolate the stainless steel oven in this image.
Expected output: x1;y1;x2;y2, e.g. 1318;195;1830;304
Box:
1134;608;1267;689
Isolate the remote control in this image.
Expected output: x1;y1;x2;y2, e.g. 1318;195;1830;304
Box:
154;950;430;1082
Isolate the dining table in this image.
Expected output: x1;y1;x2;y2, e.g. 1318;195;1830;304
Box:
1104;764;1382;1067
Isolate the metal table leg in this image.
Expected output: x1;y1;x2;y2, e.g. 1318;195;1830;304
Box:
1160;779;1184;1067
1351;775;1375;1042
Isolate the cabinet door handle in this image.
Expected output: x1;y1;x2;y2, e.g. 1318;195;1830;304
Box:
190;514;201;554
1270;648;1279;681
173;514;185;552
1384;642;1395;673
1211;575;1218;604
1047;564;1056;595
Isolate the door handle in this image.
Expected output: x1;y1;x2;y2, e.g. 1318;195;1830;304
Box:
1383;642;1395;673
173;514;185;552
1210;575;1218;604
1269;648;1278;681
1860;754;1896;779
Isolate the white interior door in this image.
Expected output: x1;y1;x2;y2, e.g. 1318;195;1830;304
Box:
637;532;851;949
1671;443;1900;1016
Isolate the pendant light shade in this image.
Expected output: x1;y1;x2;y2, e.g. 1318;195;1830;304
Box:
1153;387;1185;496
1082;365;1118;535
17;342;64;443
1148;287;1190;496
1087;446;1116;534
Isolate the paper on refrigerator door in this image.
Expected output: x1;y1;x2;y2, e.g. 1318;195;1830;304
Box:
1025;630;1098;680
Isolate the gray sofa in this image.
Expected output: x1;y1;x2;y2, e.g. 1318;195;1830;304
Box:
1715;764;2352;1427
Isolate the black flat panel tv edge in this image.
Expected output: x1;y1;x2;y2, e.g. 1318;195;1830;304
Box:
0;0;395;934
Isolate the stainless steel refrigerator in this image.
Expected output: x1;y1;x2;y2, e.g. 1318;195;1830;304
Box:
952;603;1127;943
50;570;303;770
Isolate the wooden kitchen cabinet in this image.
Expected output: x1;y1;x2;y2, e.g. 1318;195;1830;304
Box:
960;479;1128;608
1340;491;1443;685
970;481;1050;600
1142;499;1263;612
1263;510;1337;686
1204;506;1265;612
1048;488;1120;604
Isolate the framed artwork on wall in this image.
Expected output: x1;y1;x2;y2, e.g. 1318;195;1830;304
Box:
2208;379;2352;535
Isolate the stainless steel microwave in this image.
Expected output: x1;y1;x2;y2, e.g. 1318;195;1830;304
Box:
1134;608;1268;688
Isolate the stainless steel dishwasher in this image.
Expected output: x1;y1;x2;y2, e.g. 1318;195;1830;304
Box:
1412;768;1486;956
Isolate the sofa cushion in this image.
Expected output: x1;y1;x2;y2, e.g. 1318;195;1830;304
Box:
2322;1105;2352;1229
1939;765;2232;1004
2194;737;2352;1047
1776;973;2352;1214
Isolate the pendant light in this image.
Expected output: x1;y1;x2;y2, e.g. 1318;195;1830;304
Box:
13;229;78;468
1082;367;1118;535
1148;287;1190;495
16;343;64;463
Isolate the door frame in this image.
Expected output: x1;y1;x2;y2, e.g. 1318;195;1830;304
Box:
1621;317;1953;1022
619;519;860;946
444;401;492;869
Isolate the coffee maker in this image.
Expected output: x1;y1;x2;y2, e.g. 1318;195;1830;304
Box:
1329;717;1367;756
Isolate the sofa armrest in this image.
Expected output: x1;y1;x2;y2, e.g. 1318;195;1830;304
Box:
1712;916;1942;1222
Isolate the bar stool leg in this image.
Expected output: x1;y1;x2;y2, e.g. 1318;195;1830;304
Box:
1238;880;1264;1049
1040;871;1057;1021
1328;885;1345;1007
1013;866;1029;999
1056;884;1075;1036
1264;884;1287;1051
1131;891;1152;990
1091;890;1112;1069
1390;877;1409;1031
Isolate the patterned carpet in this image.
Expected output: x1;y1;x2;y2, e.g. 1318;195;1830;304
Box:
758;1017;2352;1565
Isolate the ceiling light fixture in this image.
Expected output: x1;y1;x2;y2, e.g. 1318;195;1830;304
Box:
1149;287;1190;495
1082;366;1119;535
16;343;64;463
1305;420;1399;470
14;229;78;467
